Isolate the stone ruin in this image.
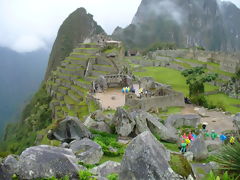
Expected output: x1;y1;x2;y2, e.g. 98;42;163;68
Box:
125;77;185;111
150;49;240;73
92;74;133;93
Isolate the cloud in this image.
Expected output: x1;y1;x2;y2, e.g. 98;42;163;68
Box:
0;0;239;53
0;0;141;53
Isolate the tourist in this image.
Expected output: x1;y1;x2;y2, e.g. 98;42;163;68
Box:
188;132;193;141
202;122;208;132
131;87;135;93
220;134;227;144
182;133;187;139
180;140;187;153
210;130;217;140
126;87;129;93
122;88;125;93
230;135;235;145
185;138;191;146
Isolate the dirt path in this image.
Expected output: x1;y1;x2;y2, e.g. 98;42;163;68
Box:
94;84;140;110
181;105;235;134
94;88;125;110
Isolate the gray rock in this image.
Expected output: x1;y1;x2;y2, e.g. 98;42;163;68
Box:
112;108;135;136
84;116;111;133
120;131;182;180
132;110;178;143
233;113;240;131
70;138;103;164
165;114;201;129
91;110;107;122
184;152;194;162
188;134;208;161
3;155;19;175
17;145;85;179
205;140;221;152
91;161;121;177
0;164;12;180
48;116;92;143
61;142;70;148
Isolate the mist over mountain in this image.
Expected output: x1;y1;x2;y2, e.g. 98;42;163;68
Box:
0;47;49;137
112;0;240;51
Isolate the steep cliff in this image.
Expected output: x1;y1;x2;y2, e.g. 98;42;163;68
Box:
112;0;240;51
45;7;105;79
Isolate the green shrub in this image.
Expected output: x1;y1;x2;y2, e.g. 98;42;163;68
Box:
91;130;125;157
191;95;208;107
78;170;95;180
205;171;236;180
107;173;119;180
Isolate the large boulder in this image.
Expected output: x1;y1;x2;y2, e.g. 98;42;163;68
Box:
165;114;201;129
17;145;85;179
69;138;103;164
188;134;208;161
233;113;240;131
84;116;112;133
132;110;178;143
120;131;182;180
3;155;19;175
48;116;92;143
0;164;12;180
91;161;121;177
112;108;135;136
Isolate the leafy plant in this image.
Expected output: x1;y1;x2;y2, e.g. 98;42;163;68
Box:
205;171;236;180
107;173;119;180
212;142;240;174
91;130;125;157
78;170;95;180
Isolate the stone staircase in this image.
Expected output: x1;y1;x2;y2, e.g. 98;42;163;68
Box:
46;42;122;120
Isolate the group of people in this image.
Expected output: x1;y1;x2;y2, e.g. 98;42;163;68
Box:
202;123;236;145
180;132;197;153
121;87;135;93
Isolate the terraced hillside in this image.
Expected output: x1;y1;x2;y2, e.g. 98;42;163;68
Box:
46;42;123;121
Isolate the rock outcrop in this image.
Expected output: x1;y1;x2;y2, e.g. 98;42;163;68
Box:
48;116;92;143
17;145;85;179
133;110;178;143
112;0;240;52
70;138;103;164
120;131;182;180
91;161;121;177
188;134;208;161
112;108;135;136
165;114;201;129
45;7;105;79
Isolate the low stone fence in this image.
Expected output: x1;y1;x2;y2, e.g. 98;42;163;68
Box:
125;91;185;111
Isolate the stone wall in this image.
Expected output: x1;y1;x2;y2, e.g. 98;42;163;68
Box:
151;49;240;73
125;91;185;111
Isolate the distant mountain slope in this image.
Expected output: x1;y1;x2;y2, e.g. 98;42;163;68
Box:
45;7;105;79
112;0;240;51
0;47;49;136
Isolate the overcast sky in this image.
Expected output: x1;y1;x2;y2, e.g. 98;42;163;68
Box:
0;0;239;53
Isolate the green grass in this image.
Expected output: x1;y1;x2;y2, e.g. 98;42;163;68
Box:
99;155;123;164
161;141;179;151
169;153;192;178
134;67;218;96
206;94;240;114
76;78;91;85
172;60;192;68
